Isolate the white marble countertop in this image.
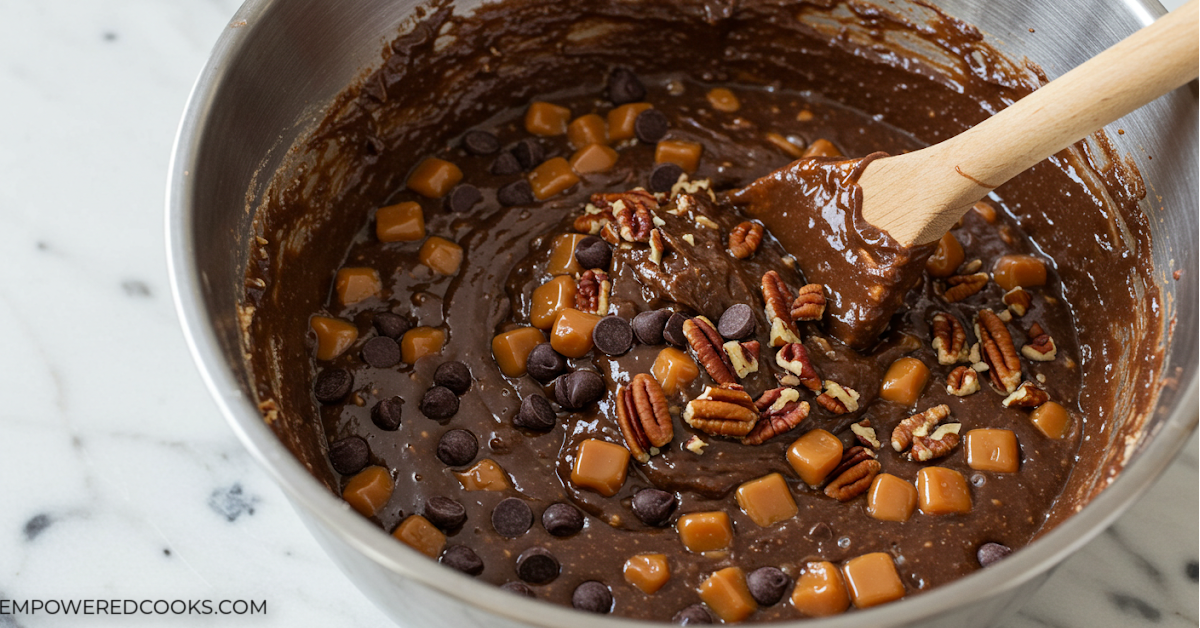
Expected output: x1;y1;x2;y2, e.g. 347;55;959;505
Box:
0;1;1195;626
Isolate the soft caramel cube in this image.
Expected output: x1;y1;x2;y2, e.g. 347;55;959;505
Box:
418;236;463;276
706;87;741;112
972;201;998;223
310;316;358;360
866;473;918;522
547;233;587;276
624;554;670;594
925;232;964;278
376;201;425;242
551;308;601;358
992;254;1047;291
567;114;608;149
607;102;653;140
525;101;572;136
651;347;700;396
392;514;445;559
407;157;462;199
878;357;930;406
917;467;972;515
698;567;757;623
401;326;445;364
655;140;703;173
735;472;798;527
336;267;382;306
530;276;577;330
676;511;733;553
842;553;905;609
491;326;547;377
529;157;580;200
792;562;850;617
787;429;844;486
571;439;630;497
802;138;842;158
1029;401;1071;439
570;144;619;174
342;465;393;517
454;459;511;491
966;429;1020;472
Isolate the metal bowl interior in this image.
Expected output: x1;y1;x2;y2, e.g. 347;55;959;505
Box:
166;0;1198;626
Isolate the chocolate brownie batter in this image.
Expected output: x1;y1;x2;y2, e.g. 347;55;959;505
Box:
240;0;1167;622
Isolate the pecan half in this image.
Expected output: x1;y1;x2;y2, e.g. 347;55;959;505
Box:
648;228;667;266
728;221;764;259
975;309;1022;393
591;190;658;243
745;392;810;446
815;380;860;414
684;316;737;385
891;404;951;453
1001;381;1050;408
575;270;610;315
946;366;980;396
682;385;758;438
824;455;881;501
941;272;989;303
790;284;827;321
775;342;822;391
1003;287;1032;317
931;312;969;365
1022;323;1058;361
850;419;881;449
910;423;961;462
762;271;801;347
829;445;877;481
724;340;760;378
615;374;674;463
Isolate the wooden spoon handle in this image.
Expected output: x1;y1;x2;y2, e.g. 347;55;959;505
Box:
861;0;1199;246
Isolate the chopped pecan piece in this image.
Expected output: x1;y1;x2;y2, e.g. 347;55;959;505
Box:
814;380;860;414
776;343;822;391
682;385;758;438
575;270;610;315
574;207;613;234
891;404;951;453
790;284;827;321
684;435;707;454
910;423;961;462
1001;381;1050;408
592;190;658;243
975;309;1022;393
946;366;980;396
1003;287;1032;317
1022;322;1058;361
648;228;667;266
931;312;969;365
615;374;674;463
761;271;801;347
728;221;763;259
824;455;881;502
829;445;877;480
599;222;619;245
684;316;737;385
723;340;760;378
941;272;989;303
744;393;810;445
850;419;881;449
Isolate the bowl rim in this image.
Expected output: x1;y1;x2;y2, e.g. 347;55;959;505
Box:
165;0;1198;625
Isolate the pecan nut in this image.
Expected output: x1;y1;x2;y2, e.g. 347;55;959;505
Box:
724;340;760;378
684;316;738;385
940;272;989;303
1022;322;1057;361
946;366;980;396
1001;381;1049;408
790;284;827;321
910;423;961;462
931;312;969;365
728;221;764;259
745;388;808;445
815;380;860;414
592;190;659;243
824;457;881;501
599;222;619;245
775;342;822;391
575;270;610;315
850;419;881;449
1003;287;1032;317
574;207;614;234
975;309;1022;393
891;404;951;453
648;228;667;266
682;385;758;438
762;271;801;347
615;373;674;463
829;445;877;481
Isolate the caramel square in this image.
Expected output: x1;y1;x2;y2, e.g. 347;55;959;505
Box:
529;157;580;200
651;347;699;396
866;473;918;522
787;429;844;486
375;201;425;242
966;429;1020;472
335;267;382;306
791;561;849;617
400;326;445;364
342;465;393;518
676;511;733;553
735;472;798;527
802;138;841;158
417;236;463;276
571;439;629;497
550;308;601;358
570;144;619;174
1029;401;1071;439
454;459;511;492
842;553;905;609
310;315;358;361
654;140;703;173
624;553;670;594
547;233;587;276
393;514;445;558
607;103;652;140
917;467;972;515
706;87;741;112
992;254;1047;291
531;276;577;329
406;157;462;199
525;101;571;136
698;567;757;623
567;113;608;149
878;357;930;406
491;326;547;377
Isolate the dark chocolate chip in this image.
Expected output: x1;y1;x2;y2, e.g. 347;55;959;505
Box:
634;109;670;144
440;545;484;576
649;162;684;193
574;235;612;270
328;436;369;476
501;581;535;597
632;309;673;345
554;370;606;410
424;496;467;530
663;312;691;348
361;336;401;368
526;343;567;382
747;567;791;606
434;361;472;394
541;503;584;537
371;396;403;431
632;488;677;526
672;605;713;625
516;547;561;584
514;394;557;432
607;68;646;105
373;312;410;339
717;303;756;340
462;130;500;156
977;542;1012;567
491;151;522;176
592;315;634;356
444;184;482;213
436;429;478;466
314;368;352;404
491;497;533;538
572;581;613;614
420;386;459;419
497;179;535;206
511;138;545;170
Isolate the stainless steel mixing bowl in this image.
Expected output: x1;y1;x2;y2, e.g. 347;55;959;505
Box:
166;0;1198;625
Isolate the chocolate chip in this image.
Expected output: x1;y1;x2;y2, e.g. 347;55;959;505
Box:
314;368;352;404
526;343;567;382
632;488;677;526
649;162;684;193
436;429;478;466
516;547;561;584
497;179;535;206
440;545;484;576
511;138;544;170
491;497;533;538
541;503;584;537
574;235;612;270
663;312;691;347
672;605;713;625
501;581;535;597
462;130;500;156
371;396;403;431
373;312;410;339
444;184;482;213
554;370;606;410
632;309;672;345
491;151;522;175
717;303;756;340
420;386;459;419
514;394;557;432
434;361;472;394
361;336;401;368
634;109;669;144
607;68;646;105
747;567;791;606
424;496;467;530
572;581;613;614
592;315;634;355
328;436;369;475
977;542;1012;567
